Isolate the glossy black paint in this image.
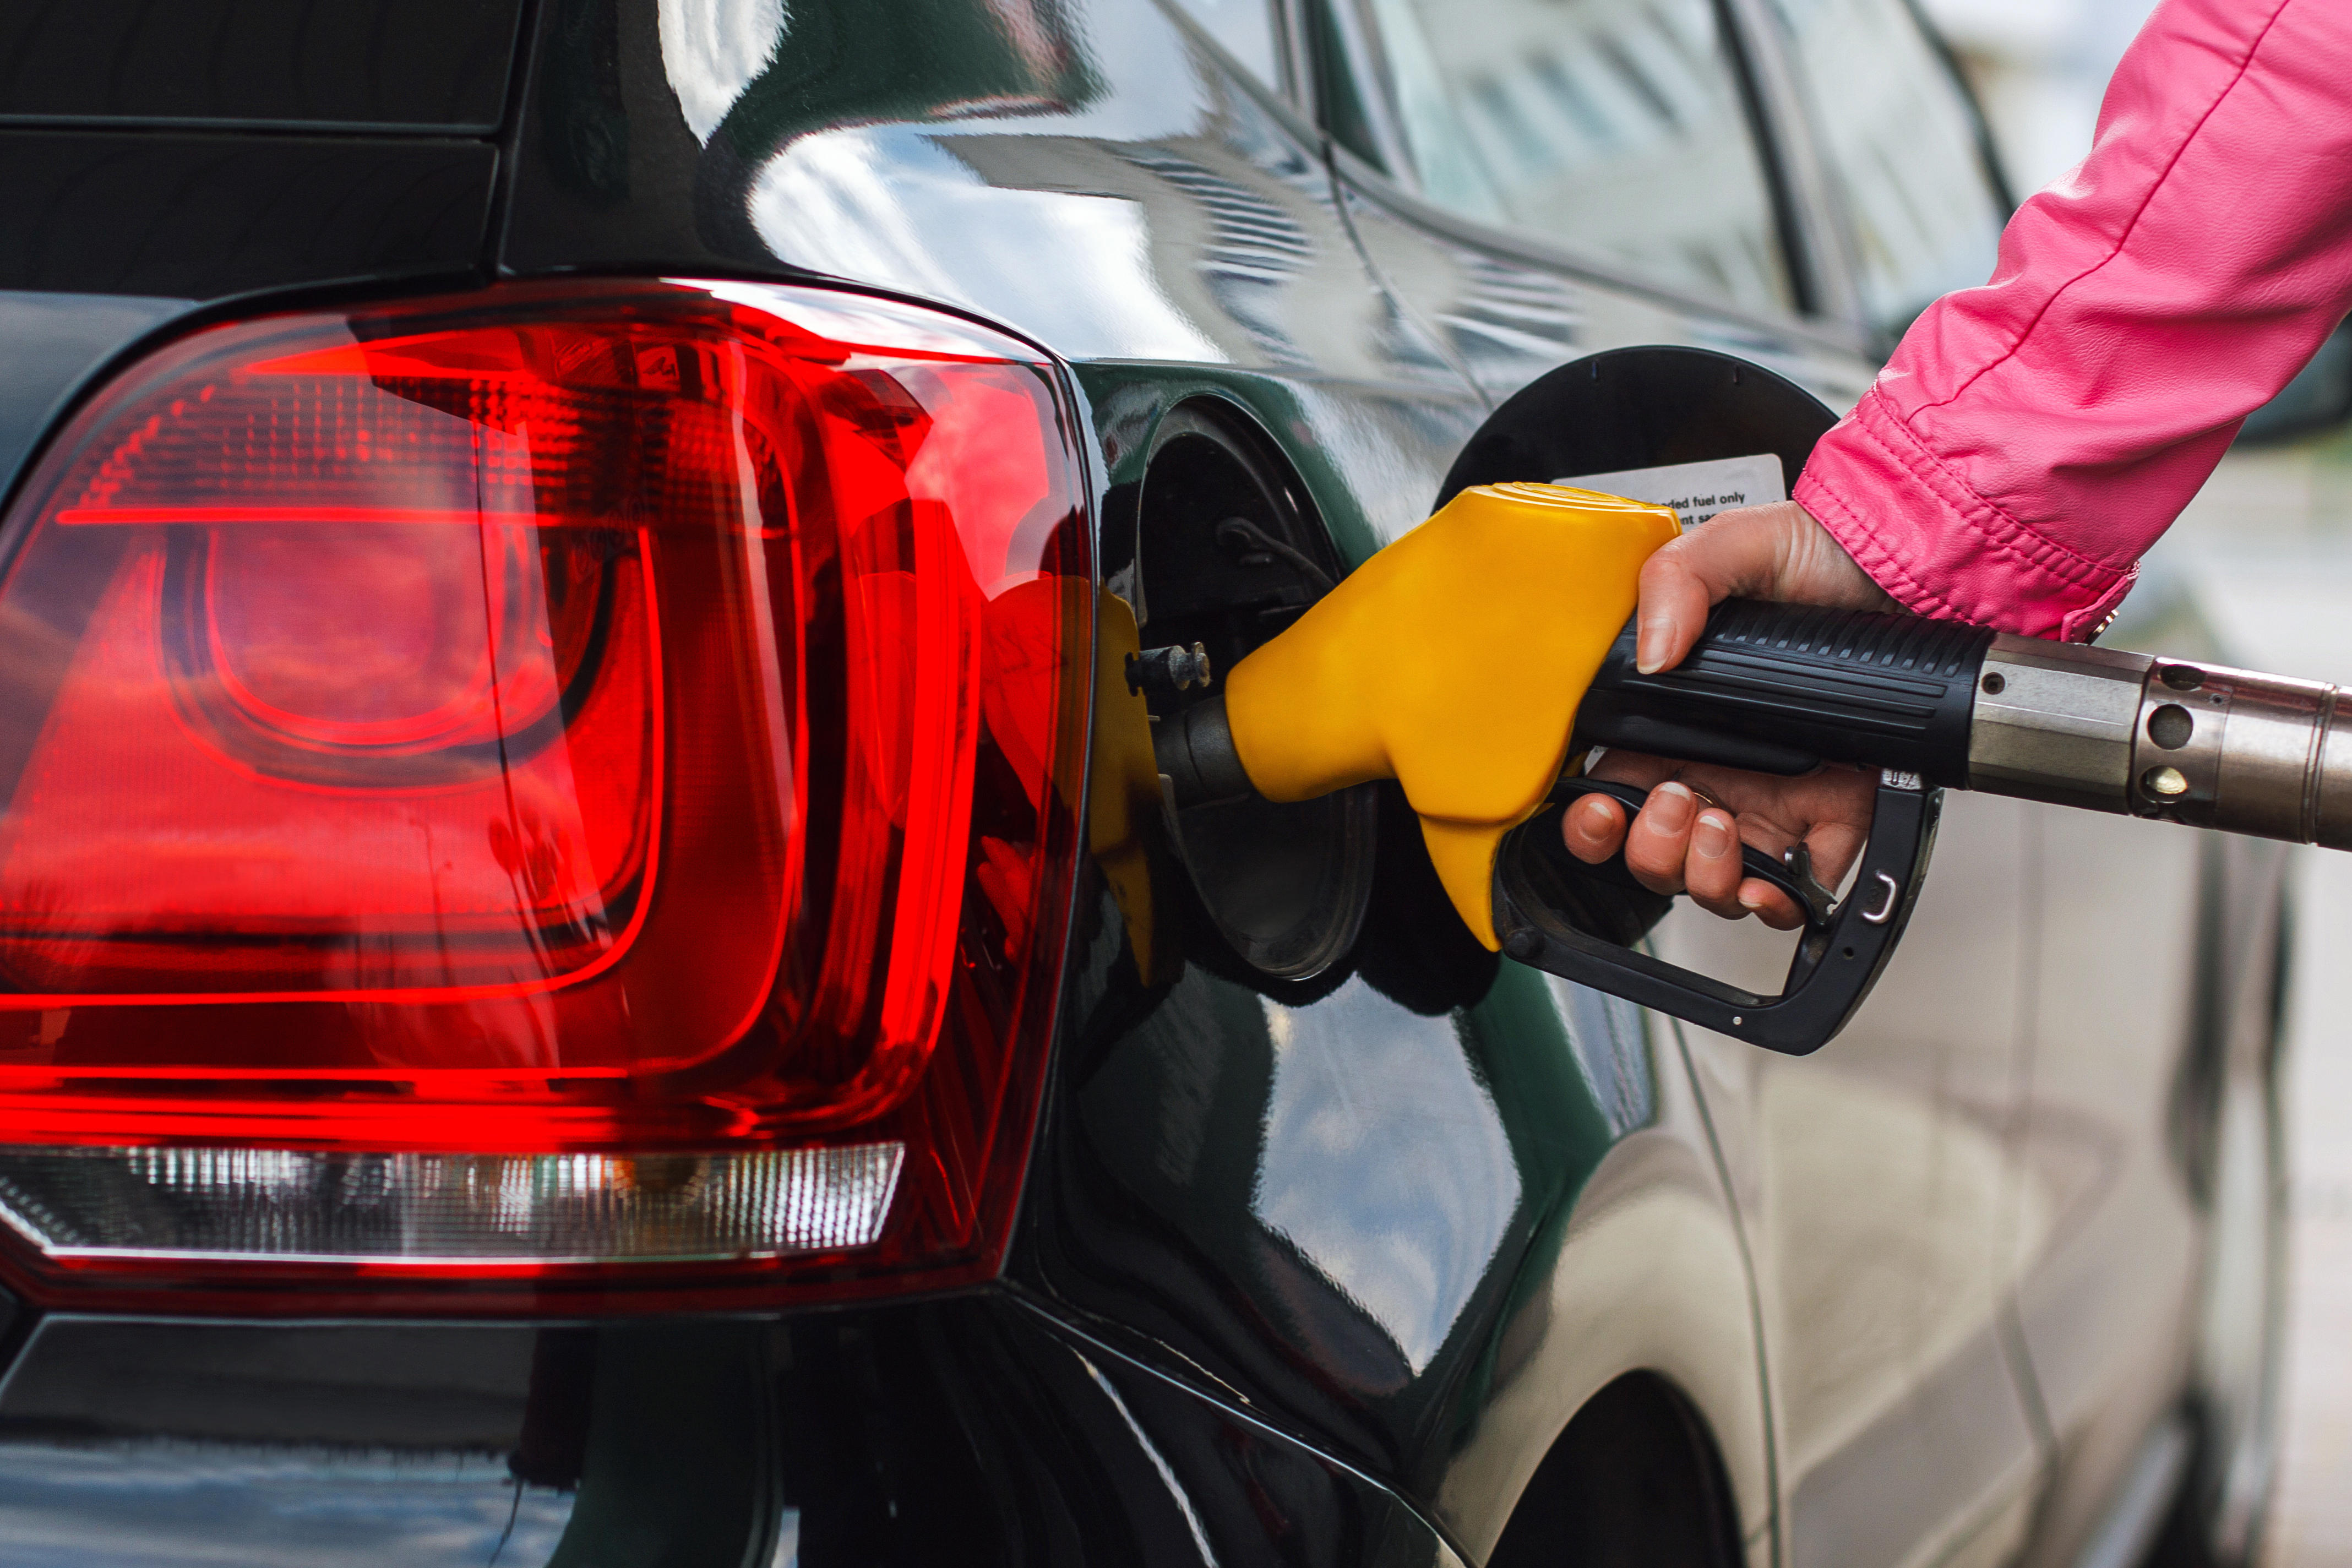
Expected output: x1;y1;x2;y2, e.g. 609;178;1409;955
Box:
0;134;494;298
0;0;1786;1555
503;0;1478;439
0;293;189;501
507;0;1110;284
0;1298;1451;1567
1018;849;1653;1510
0;1;524;132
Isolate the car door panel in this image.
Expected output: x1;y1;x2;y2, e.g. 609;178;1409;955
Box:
2010;804;2207;1566
1662;788;2046;1568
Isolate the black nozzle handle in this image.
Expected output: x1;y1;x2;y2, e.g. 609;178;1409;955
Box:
1575;601;1994;786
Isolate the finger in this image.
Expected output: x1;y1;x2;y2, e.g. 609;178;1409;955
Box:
1683;808;1747;917
1738;879;1806;930
1634;508;1790;673
1804;821;1870;890
1623;780;1696;894
1635;545;1717;674
1792;766;1876;886
1563;792;1627;864
1788;515;1902;614
1678;502;1860;602
1800;792;1875;886
1635;502;1903;674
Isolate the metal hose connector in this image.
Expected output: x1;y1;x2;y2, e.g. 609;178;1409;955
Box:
1969;634;2352;848
2122;655;2352;849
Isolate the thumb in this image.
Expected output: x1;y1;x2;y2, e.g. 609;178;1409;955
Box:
1633;502;1807;674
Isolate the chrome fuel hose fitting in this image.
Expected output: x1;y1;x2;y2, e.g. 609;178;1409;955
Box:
1967;634;2152;811
2120;657;2352;848
1966;635;2352;848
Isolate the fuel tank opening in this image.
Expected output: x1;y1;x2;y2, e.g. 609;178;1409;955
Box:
1133;402;1374;980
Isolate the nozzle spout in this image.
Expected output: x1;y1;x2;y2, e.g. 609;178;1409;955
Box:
1154;696;1257;809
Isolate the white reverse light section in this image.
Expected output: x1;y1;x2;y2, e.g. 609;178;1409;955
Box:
0;1144;902;1263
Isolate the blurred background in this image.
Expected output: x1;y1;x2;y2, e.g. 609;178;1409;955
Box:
1916;1;2352;1559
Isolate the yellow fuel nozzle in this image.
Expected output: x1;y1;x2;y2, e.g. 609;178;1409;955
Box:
1218;482;1681;950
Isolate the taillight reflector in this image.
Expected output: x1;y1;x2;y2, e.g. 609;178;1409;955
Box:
0;280;1090;1309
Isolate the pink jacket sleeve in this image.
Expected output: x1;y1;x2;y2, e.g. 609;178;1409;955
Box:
1793;0;2352;641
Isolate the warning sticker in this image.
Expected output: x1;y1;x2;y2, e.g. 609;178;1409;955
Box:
1553;453;1785;528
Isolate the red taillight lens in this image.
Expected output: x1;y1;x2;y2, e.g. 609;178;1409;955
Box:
0;280;1090;1308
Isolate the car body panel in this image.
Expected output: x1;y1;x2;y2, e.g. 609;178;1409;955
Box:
1025;855;1773;1560
500;1;1789;1540
1418;1029;1773;1564
0;1;524;133
0;1300;1463;1568
1331;163;1872;417
0;134;495;300
1662;790;2046;1568
0;0;2282;1560
505;0;1480;519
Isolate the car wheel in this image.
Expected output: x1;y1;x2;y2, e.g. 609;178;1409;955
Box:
1487;1374;1743;1568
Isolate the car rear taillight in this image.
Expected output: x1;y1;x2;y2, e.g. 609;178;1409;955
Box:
0;279;1090;1310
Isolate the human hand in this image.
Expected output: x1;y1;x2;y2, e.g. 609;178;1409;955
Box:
1564;501;1898;927
1632;499;1894;673
1561;754;1876;929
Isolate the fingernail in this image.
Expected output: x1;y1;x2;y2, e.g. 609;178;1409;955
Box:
1635;618;1669;674
1738;885;1768;911
1649;780;1692;828
1693;812;1733;858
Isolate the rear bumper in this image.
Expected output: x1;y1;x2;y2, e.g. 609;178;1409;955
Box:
0;1291;1452;1566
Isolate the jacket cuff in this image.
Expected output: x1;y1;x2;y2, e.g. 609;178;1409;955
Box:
1793;390;2133;641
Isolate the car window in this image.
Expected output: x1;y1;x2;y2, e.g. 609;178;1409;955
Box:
1766;0;2006;337
1166;0;1286;86
1333;0;1796;316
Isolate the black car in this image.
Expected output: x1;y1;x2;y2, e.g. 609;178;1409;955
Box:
0;0;2288;1564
